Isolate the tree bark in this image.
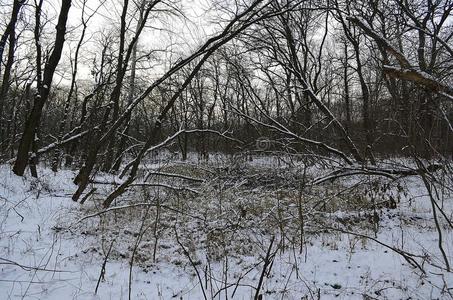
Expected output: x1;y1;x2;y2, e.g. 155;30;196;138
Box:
0;0;24;151
13;0;72;176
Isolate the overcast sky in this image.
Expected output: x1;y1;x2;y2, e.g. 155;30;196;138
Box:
28;0;226;85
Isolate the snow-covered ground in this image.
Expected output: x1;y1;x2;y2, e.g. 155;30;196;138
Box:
0;159;452;299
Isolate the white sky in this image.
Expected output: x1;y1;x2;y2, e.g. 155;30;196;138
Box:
30;0;226;85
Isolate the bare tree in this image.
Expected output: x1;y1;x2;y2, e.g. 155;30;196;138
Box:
13;0;72;176
0;0;25;154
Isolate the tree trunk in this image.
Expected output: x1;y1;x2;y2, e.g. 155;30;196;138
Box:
0;0;24;151
13;0;71;176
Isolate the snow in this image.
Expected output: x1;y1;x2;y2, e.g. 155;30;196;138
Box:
0;160;452;299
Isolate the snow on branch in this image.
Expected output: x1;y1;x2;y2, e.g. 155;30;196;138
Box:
347;17;411;68
348;16;453;101
383;65;453;101
312;164;443;185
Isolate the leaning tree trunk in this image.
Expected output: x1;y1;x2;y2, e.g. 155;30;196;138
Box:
0;0;24;153
51;2;89;172
112;0;145;172
13;0;71;176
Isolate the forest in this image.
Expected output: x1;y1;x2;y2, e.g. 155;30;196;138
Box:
0;0;452;299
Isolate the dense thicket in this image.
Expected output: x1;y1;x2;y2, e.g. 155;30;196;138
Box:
0;0;452;205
